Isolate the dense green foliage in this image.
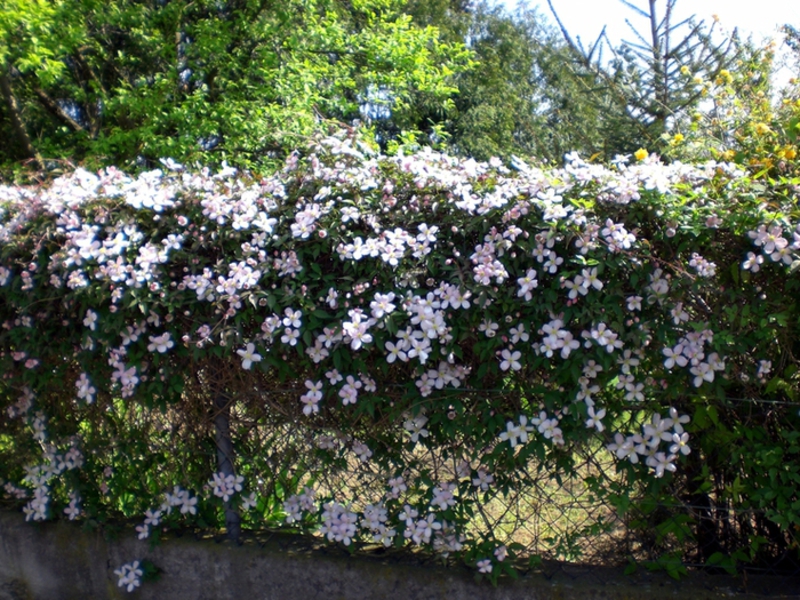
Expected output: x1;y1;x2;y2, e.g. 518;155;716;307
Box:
401;0;751;163
0;0;468;171
2;0;791;172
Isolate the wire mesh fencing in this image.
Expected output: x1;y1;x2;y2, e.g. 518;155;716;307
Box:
3;373;800;590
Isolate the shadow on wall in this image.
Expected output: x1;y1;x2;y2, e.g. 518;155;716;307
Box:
0;509;795;600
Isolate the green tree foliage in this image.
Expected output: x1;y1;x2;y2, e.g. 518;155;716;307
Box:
444;3;552;161
399;2;616;163
396;0;750;163
0;0;469;171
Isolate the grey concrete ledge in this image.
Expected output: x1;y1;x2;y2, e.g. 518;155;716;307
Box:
1;509;798;600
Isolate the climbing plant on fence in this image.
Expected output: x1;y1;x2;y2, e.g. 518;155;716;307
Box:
1;133;799;589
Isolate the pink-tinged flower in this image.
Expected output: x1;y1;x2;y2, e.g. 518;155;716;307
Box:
509;323;529;344
306;341;329;363
771;245;793;265
472;468;494;491
325;288;339;308
352;441;372;462
626;296;643;311
64;497;81;520
147;332;174;353
757;360;772;380
281;327;301;346
282;307;303;328
370;292;396;318
585;406;606;431
240;492;257;511
662;345;687;369
325;369;343;384
478;319;499;338
499;349;522;371
650;452;677;478
403;414;429;443
83;309;98;331
236;343;262;369
670;432;691;456
300;380;323;416
179;492;197;515
517;269;539;301
582;267;603;290
477;559;493;573
347;326;372;350
144;509;161;526
742;252;763;272
761;226;786;254
690;362;715;387
499;415;532;447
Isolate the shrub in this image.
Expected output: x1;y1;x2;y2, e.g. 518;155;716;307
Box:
1;132;798;583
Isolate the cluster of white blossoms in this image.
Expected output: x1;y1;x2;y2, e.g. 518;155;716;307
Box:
319;502;359;546
400;506;441;545
688;253;717;278
607;408;691;478
2;480;28;500
135;507;162;540
499;412;564;448
3;401;86;522
661;328;725;388
336;224;437;266
162;485;198;516
114;561;144;593
537;317;581;360
361;502;396;547
209;472;245;502
134;478;255;541
432;521;466;558
283;486;317;523
0;137;756;418
279;468;489;557
746;223;800;268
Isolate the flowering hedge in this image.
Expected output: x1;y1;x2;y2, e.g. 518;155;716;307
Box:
1;134;799;587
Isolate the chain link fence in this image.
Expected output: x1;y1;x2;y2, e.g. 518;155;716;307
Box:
3;368;799;592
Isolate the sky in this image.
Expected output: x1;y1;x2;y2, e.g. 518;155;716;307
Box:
494;0;800;49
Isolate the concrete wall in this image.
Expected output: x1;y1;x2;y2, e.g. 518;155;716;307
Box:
0;509;797;600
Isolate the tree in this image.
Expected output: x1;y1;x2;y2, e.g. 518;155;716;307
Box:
393;0;748;163
544;0;745;158
0;0;469;172
395;1;640;163
443;3;550;161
